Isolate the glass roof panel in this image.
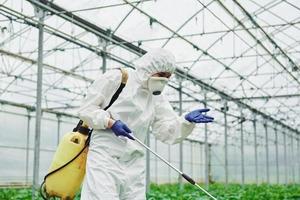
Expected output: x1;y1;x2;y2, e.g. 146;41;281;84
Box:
0;0;299;141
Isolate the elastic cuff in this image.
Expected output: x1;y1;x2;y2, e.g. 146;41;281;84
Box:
181;115;193;125
104;117;110;129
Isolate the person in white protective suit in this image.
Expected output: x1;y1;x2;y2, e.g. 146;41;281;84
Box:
78;48;214;200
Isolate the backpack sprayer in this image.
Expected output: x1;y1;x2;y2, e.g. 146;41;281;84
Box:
130;134;218;200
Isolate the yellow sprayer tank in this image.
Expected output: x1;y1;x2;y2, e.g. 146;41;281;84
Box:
44;131;88;200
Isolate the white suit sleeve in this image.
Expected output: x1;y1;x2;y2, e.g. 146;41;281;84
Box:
77;70;121;130
151;96;195;144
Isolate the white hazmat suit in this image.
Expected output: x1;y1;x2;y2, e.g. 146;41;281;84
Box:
78;49;196;200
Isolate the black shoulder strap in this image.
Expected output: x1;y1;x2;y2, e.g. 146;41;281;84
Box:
73;68;128;133
104;68;128;110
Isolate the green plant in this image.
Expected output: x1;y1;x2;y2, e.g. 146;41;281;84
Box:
0;183;299;200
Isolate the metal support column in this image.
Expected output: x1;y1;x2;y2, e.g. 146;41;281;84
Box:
25;110;31;185
208;144;212;184
298;136;300;183
102;43;107;73
155;138;158;183
146;128;151;193
283;129;288;184
32;6;44;199
298;135;300;183
168;144;171;183
223;101;228;185
191;142;193;178
56;114;61;146
253;116;258;185
290;132;295;183
274;127;279;184
200;142;204;182
240;112;245;185
179;80;183;190
264;122;270;183
203;91;209;188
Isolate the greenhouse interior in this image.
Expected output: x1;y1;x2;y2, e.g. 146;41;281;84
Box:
0;0;300;199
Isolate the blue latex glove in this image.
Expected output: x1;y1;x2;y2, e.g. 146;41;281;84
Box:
185;108;214;123
111;120;135;140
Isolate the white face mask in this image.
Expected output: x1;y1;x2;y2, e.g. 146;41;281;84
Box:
148;77;169;95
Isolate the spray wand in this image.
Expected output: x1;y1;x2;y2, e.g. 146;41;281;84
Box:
130;135;217;200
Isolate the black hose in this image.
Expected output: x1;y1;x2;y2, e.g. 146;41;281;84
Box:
40;180;47;200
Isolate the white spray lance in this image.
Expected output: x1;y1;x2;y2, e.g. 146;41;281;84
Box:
130;134;218;200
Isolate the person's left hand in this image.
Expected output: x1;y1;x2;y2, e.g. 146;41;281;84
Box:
185;108;214;123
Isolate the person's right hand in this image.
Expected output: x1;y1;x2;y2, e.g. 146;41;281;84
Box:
110;120;135;140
